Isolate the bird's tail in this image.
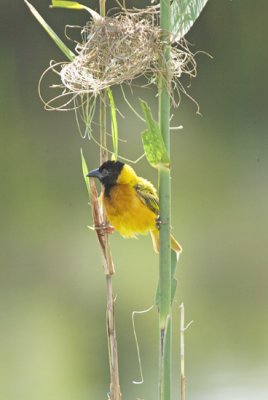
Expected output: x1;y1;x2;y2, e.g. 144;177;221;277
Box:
150;229;182;254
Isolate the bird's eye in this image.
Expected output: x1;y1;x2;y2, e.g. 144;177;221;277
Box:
101;169;109;177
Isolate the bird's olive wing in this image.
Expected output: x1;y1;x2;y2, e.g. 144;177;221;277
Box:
134;183;159;216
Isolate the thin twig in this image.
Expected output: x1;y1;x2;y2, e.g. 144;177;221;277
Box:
180;303;194;400
180;303;186;400
132;305;154;385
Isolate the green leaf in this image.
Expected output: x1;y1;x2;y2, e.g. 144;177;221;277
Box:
107;88;118;161
140;100;170;168
24;0;75;61
80;148;90;196
171;0;208;41
50;0;102;21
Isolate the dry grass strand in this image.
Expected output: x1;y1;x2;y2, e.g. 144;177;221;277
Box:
39;6;198;114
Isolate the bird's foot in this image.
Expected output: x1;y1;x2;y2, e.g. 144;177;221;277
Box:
155;216;169;229
94;223;115;235
103;224;115;234
155;216;161;229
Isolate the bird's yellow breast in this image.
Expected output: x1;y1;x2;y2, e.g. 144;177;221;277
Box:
103;184;156;237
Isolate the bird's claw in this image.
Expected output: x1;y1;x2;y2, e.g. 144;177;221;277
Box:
104;224;115;234
94;223;115;235
155;216;169;229
155;216;161;229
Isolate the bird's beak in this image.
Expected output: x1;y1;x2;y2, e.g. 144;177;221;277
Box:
86;168;103;180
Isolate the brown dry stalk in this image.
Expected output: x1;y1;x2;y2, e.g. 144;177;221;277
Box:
89;178;121;399
106;274;121;400
89;178;114;274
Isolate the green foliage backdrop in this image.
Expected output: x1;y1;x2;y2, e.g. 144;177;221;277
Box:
1;1;268;399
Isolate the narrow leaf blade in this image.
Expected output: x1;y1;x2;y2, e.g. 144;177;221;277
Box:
80;148;90;195
24;0;75;61
51;0;86;9
140;100;170;168
51;0;102;20
171;0;208;41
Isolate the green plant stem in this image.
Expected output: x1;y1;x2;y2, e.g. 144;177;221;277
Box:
158;0;171;399
99;0;107;166
99;0;106;18
100;94;107;164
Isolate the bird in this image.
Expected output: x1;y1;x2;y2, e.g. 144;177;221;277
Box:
87;160;182;254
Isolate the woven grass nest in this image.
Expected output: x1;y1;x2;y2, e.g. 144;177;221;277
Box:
41;7;197;111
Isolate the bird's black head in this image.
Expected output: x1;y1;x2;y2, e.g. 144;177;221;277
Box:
87;160;124;188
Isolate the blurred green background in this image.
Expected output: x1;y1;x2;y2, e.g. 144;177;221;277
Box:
1;1;268;399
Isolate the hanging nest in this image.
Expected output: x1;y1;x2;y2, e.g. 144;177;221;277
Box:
40;6;198;113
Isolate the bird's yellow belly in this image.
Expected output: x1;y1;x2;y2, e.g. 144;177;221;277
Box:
103;185;156;237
